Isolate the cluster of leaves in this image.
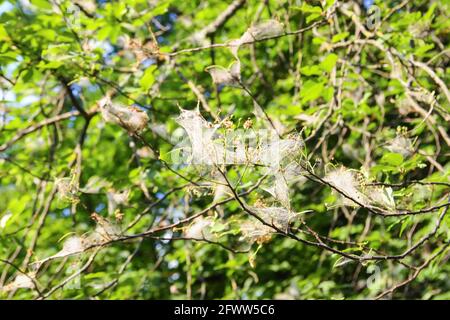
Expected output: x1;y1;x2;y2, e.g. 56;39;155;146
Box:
0;0;449;299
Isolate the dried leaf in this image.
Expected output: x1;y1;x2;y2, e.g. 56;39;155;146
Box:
80;176;110;194
175;108;225;164
385;136;414;158
262;173;290;209
107;189;130;215
212;172;232;203
2;274;35;292
91;213;121;241
205;61;241;87
32;235;87;267
240;220;273;244
185;217;214;241
54;236;85;258
324;168;367;206
229;20;284;57
366;186;396;209
100;96;149;133
55;177;79;203
249;206;294;231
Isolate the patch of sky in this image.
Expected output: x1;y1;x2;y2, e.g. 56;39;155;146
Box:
363;0;374;10
70;84;82;96
168;12;177;22
62;208;71;217
95;203;106;212
156;35;166;44
141;58;156;68
0;1;13;15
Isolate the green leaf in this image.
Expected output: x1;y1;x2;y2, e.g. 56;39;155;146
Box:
332;32;349;43
306;13;321;23
300;80;324;104
320;54;338;73
151;2;170;16
423;3;437;20
300;65;322;76
140;65;157;92
31;0;53;10
380;152;404;166
292;4;322;23
0;24;8;40
293;4;322;14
